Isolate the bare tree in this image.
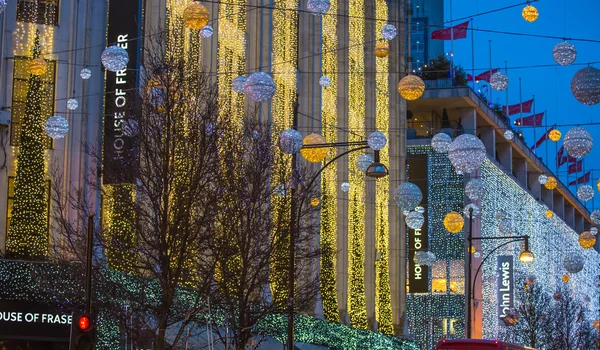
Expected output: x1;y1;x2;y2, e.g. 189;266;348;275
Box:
549;286;594;350
509;281;552;349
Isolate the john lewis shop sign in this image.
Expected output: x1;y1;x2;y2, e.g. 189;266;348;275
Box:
497;255;514;326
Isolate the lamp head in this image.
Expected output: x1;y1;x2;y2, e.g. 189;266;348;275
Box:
366;162;389;178
519;237;534;263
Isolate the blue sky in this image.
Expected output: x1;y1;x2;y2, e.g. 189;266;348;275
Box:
444;0;600;211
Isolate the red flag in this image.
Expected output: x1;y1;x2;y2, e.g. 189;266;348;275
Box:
531;126;555;150
431;21;470;40
502;99;534;116
514;112;544;127
561;155;577;165
568;159;583;174
569;172;590;186
557;146;564;167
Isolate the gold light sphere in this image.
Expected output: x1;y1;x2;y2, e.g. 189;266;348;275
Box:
183;2;210;30
545;210;553;219
374;42;389;58
579;231;596;249
597;178;600;192
300;133;328;163
522;4;538;22
548;129;561;142
29;58;47;76
519;250;534;263
544;176;557;190
444;211;464;234
524;284;529;290
311;197;320;207
398;75;426;101
562;273;570;283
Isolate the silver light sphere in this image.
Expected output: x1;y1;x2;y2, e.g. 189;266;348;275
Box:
244;72;276;102
431;132;452;153
122;119;139;137
199;25;213;38
504;130;514;141
414;251;436;266
465;179;485;201
232;76;247;94
571;66;600;106
319;76;331;87
498;219;514;235
368;131;387;150
148;86;166;107
393;182;423;210
405;211;425;230
278;129;303;154
563;127;593;158
538;174;548;185
80;68;92;80
382;24;397;40
490;72;509;91
341;182;350;192
415;206;425;214
101;45;129;72
447;134;487;174
306;0;330;15
592;210;600;226
564;254;584;274
577;184;595;202
45;116;69;139
591;227;598;235
463;203;480;218
67;99;79;110
553;41;577;66
356;154;374;172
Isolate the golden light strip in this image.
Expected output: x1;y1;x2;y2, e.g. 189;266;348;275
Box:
374;0;392;334
319;0;339;323
348;0;368;329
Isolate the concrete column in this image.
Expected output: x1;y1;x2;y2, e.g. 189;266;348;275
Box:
496;142;512;175
458;108;476;136
527;171;541;200
541;187;553;211
553;194;565;219
574;212;585;233
513;158;527;189
479;127;495;160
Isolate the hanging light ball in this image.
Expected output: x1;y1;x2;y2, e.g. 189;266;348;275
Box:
101;45;129;72
593;320;600;334
232;76;247;93
374;41;389;58
45;116;69;139
564;254;584;274
522;4;538;22
300;133;328;163
382;24;397;40
544;176;557;190
405;211;425;230
415;206;425;214
341;182;350;192
490;72;509;91
319;76;331;87
311;197;320;206
579;231;596;249
463;203;480;218
570;66;600;106
398;75;426;101
538;174;548;185
591;227;599;235
29;58;47;76
597;178;600;192
577;185;595;202
200;24;213;38
367;131;387;150
465;179;485;201
278;129;303;154
545;210;553;219
356;154;374;172
67;99;79;110
562;273;570;283
431;133;452;153
444;211;464;234
122;119;139;137
307;0;330;15
526;275;537;285
553;42;577;66
183;2;209;30
548;129;561;142
592;210;600;226
447;134;487;175
414;251;436;266
553;292;563;301
80;68;92;80
498;219;515;235
503;130;514;141
244;72;276;102
563;127;593;158
147;84;167;107
393;182;423;211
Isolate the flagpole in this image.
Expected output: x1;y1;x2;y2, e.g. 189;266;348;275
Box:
505;61;509;126
555;133;558;175
519;78;524;150
450;0;455;78
471;18;475;90
489;40;492;107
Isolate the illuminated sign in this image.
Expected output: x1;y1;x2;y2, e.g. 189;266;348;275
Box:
0;301;71;342
408;153;429;293
497;255;514;326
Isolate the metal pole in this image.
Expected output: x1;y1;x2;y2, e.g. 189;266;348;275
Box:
519;78;523;140
85;214;94;314
505;61;509;125
488;40;492;107
449;0;454;78
470;18;475;90
466;208;473;338
287;101;299;350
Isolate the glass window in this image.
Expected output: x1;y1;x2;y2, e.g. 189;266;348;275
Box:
11;57;55;148
442;318;460;335
432;260;447;293
450;260;465;294
16;0;59;26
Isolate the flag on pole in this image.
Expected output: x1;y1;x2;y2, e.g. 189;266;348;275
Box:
514;112;544;127
567;159;583;174
569;171;590;186
502;99;534;116
531;126;555;151
556;145;564;166
467;69;499;83
431;21;470;40
560;155;577;166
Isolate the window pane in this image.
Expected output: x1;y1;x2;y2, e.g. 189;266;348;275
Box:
16;0;59;26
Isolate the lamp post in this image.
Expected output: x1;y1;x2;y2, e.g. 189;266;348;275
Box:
465;206;534;338
285;101;389;350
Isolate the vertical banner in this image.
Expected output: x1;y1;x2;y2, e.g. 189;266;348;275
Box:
103;0;141;184
408;154;428;293
497;255;514;326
